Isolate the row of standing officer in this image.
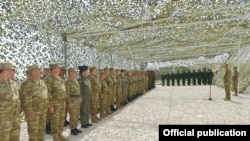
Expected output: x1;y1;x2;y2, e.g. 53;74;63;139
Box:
0;62;156;141
161;68;214;86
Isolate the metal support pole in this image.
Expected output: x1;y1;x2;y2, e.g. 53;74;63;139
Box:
237;36;241;95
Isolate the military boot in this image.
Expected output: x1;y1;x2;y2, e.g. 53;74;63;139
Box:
100;112;105;118
91;114;98;123
52;134;59;141
106;107;113;115
58;132;68;141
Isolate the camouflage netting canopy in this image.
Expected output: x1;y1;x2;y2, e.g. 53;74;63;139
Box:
0;0;250;92
1;0;250;62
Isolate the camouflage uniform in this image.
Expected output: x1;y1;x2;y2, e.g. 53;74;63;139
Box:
223;66;232;101
99;78;108;118
45;64;68;141
65;77;81;130
20;76;48;141
0;63;21;141
232;67;239;96
115;74;122;108
120;71;128;105
42;76;51;134
127;73;134;100
88;74;101;122
105;74;114;114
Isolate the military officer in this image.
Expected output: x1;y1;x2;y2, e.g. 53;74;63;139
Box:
191;70;197;85
99;71;109;118
161;72;165;86
170;72;175;86
197;69;202;85
45;63;68;141
115;69;122;109
202;68;208;85
88;66;101;123
0;63;21;141
120;70;128;106
65;68;83;135
41;67;50;79
78;65;93;128
110;68;117;111
175;71;181;86
165;72;170;86
223;64;231;101
104;67;114;114
20;64;49;141
181;70;186;86
232;66;239;96
41;67;51;134
186;70;192;86
59;66;70;127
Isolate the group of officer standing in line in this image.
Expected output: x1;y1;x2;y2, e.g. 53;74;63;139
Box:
223;64;239;101
160;65;239;102
0;62;156;141
161;68;214;87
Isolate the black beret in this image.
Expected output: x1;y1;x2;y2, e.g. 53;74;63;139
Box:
78;65;88;73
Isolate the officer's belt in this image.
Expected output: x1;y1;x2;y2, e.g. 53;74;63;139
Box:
70;95;80;97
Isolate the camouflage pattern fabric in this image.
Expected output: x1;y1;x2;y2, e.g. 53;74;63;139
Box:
45;75;67;134
0;79;21;141
65;78;81;129
20;78;48;141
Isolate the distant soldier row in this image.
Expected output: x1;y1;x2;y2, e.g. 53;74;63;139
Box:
0;62;156;141
161;68;214;86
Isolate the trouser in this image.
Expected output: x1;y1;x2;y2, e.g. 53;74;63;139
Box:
80;99;90;125
100;93;107;116
27;110;47;141
224;84;231;100
233;83;238;95
116;87;122;107
161;79;165;86
112;86;117;104
90;94;99;115
69;99;80;129
50;102;66;134
0;112;20;141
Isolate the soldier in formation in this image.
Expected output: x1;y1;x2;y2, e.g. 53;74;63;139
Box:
0;63;21;141
223;64;231;101
161;72;165;86
99;70;109;118
20;64;49;141
162;68;215;87
232;66;239;96
78;65;93;128
45;63;68;141
65;68;83;135
88;66;101;123
165;72;170;86
0;61;156;140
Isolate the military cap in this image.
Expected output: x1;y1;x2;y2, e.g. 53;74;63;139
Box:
60;66;67;70
49;63;62;69
43;67;50;71
99;70;105;75
68;67;77;72
27;64;41;71
0;62;16;70
89;66;96;72
104;67;109;71
78;65;88;73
